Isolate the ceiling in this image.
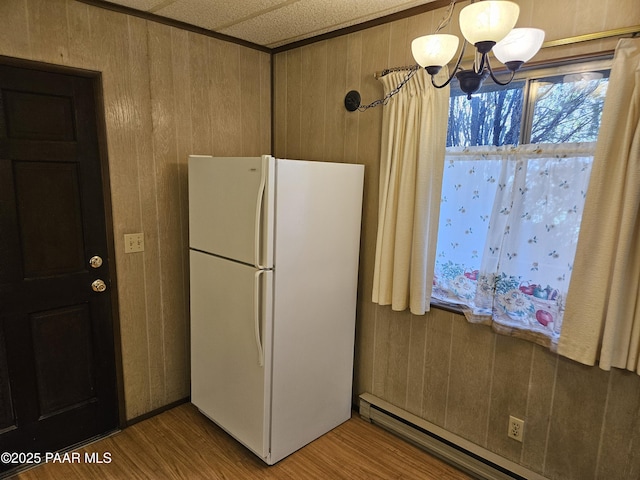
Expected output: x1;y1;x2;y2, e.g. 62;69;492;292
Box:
99;0;441;49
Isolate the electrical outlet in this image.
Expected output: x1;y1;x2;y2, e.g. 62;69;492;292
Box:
508;415;524;442
124;233;145;253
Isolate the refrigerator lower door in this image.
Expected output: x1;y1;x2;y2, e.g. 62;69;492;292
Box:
190;250;272;461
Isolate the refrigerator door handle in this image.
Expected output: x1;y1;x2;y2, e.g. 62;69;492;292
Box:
254;156;268;269
254;270;265;367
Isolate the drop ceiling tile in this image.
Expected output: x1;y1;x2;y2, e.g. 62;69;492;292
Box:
219;0;435;48
101;0;439;48
153;0;294;31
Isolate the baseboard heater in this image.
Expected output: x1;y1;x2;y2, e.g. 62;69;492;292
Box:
359;394;548;480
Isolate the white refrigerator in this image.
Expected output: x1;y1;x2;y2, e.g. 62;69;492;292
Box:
188;155;364;465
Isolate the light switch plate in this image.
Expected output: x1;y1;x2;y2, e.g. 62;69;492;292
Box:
124;233;144;253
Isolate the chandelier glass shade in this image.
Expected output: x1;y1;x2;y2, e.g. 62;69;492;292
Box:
459;0;519;46
493;27;546;65
411;34;459;72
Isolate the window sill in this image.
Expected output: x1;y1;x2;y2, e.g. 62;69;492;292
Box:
429;299;465;316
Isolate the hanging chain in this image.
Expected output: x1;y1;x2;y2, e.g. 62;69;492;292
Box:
354;0;458;111
356;64;421;111
435;0;457;33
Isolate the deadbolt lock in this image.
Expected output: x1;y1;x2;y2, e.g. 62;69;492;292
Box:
89;256;103;268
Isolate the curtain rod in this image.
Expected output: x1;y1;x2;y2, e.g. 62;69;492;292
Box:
374;65;418;79
542;25;639;48
374;25;640;78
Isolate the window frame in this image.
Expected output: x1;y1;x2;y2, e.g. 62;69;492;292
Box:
447;55;613;146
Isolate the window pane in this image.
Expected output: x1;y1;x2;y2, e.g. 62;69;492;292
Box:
530;70;609;143
447;81;525;147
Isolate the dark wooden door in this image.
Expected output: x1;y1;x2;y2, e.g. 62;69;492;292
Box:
0;63;118;471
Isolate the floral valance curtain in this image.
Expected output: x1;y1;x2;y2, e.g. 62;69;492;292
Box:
432;143;595;348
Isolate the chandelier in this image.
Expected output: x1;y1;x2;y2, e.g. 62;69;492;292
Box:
344;0;545;111
412;0;545;99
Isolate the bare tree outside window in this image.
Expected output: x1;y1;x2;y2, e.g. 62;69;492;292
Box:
447;81;524;147
530;72;609;143
446;69;610;147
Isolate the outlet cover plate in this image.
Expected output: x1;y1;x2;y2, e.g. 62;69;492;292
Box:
508;415;524;442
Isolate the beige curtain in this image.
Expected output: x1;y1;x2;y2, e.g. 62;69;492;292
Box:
559;38;640;371
371;68;449;315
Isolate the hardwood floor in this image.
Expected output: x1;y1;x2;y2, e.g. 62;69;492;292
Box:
11;403;473;479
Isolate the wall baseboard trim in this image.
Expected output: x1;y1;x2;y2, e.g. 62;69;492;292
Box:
126;397;190;427
359;394;548;480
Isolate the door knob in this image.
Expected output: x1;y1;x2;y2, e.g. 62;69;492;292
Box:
89;255;103;268
91;279;107;292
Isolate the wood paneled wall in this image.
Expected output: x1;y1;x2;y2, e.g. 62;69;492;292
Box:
273;1;640;479
0;0;271;420
3;0;640;477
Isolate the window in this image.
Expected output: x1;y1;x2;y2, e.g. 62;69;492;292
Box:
447;62;610;147
433;59;611;347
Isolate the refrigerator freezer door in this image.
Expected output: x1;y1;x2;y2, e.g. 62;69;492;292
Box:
190;250;272;460
188;155;274;268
